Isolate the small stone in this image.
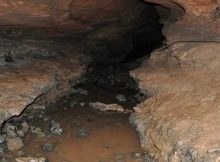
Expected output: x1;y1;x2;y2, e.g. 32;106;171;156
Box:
27;115;34;120
43;117;50;121
112;121;123;127
15;157;48;162
131;152;142;158
80;102;85;107
7;137;24;151
38;114;44;118
6;129;17;138
76;128;90;138
49;120;64;136
70;88;79;94
42;143;55;152
31;127;41;134
29;126;36;132
89;102;124;112
116;94;126;102
21;122;29;133
36;132;46;138
17;150;26;157
143;153;156;162
124;109;133;114
16;130;25;137
102;144;112;149
30;128;46;138
80;89;88;95
115;153;126;160
3;123;16;131
0;134;6;143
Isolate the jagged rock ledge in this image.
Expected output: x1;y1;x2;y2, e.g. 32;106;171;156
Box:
130;43;220;162
0;54;86;126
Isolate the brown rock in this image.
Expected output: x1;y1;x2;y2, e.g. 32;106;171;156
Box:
130;43;220;161
143;0;220;43
0;53;85;125
6;137;24;151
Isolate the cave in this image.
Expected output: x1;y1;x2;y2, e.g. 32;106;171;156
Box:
0;0;220;162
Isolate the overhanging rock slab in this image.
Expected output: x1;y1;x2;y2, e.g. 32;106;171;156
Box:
130;43;220;162
0;54;86;125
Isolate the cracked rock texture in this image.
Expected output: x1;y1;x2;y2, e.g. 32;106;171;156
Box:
129;1;220;161
0;0;149;44
145;0;220;42
0;51;85;126
130;43;220;161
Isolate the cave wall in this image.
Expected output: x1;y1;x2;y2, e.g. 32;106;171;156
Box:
145;0;220;42
130;0;220;162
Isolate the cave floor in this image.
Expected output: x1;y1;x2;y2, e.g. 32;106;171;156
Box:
2;67;148;162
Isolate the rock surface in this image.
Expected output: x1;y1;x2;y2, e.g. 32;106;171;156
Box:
0;0;145;28
15;157;47;162
0;52;85;126
89;102;125;112
144;0;220;42
130;43;220;161
6;137;24;151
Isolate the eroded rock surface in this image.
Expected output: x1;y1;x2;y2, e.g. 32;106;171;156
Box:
130;43;220;161
145;0;220;42
129;1;220;160
0;52;85;125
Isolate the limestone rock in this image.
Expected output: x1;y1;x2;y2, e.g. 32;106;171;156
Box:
144;0;220;43
15;157;47;162
0;53;85;126
89;102;125;112
130;43;220;161
6;137;24;151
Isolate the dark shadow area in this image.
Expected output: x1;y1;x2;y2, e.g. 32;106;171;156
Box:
122;2;165;63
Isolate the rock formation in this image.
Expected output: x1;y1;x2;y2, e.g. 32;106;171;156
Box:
130;0;220;161
1;0;220;161
0;0;157;126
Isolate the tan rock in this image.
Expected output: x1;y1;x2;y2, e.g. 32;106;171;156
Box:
144;0;220;43
130;43;220;161
0;53;85;125
15;157;47;162
7;137;24;151
89;102;125;112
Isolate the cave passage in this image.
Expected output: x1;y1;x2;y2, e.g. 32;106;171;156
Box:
0;1;164;162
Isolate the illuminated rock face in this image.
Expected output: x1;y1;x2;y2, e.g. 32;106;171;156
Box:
145;0;220;42
145;0;217;16
0;0;146;34
129;1;220;162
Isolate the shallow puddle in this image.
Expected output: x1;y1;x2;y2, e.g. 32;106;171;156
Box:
23;107;143;162
10;83;145;162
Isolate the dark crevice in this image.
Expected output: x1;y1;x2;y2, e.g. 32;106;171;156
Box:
123;3;165;63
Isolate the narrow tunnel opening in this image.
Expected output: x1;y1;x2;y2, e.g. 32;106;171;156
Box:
0;1;168;161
